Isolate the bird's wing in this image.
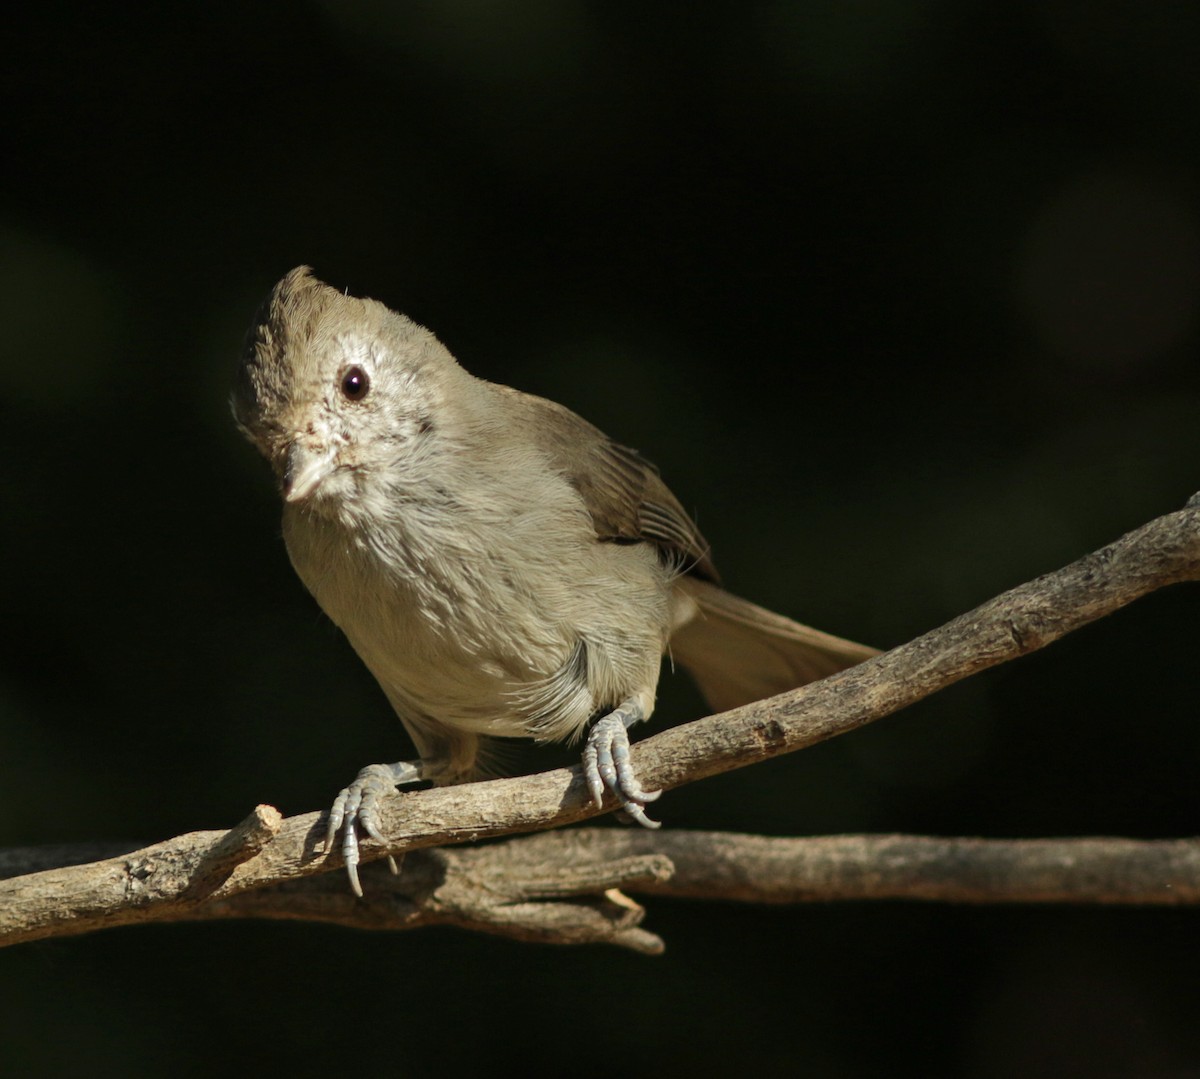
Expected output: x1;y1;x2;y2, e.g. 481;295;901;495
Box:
499;387;719;582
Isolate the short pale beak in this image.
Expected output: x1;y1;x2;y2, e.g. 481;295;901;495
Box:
283;443;337;503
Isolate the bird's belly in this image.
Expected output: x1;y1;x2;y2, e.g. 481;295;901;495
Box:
349;618;566;737
284;505;669;740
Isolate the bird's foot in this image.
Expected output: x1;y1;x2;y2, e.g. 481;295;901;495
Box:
581;702;661;829
324;760;422;897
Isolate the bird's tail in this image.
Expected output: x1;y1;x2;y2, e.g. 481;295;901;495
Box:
668;577;879;714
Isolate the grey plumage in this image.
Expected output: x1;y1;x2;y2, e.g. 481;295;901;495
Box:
234;266;876;893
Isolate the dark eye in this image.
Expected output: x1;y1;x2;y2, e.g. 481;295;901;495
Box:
340;365;370;402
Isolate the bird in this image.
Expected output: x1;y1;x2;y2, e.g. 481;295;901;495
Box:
233;267;877;894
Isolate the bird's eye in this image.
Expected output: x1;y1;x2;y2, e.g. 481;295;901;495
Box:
340;365;370;402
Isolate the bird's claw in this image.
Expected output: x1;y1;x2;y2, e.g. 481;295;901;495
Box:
582;713;662;829
324;762;414;897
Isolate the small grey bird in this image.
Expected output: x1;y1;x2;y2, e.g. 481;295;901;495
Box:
234;267;876;894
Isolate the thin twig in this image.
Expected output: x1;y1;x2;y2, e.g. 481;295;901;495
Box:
7;830;1200;954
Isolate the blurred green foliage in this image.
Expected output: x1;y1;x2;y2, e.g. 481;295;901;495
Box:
2;3;1199;1076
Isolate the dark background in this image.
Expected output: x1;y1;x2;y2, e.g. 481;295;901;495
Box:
3;3;1199;1076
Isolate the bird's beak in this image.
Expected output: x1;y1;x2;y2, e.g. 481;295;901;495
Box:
283;443;337;503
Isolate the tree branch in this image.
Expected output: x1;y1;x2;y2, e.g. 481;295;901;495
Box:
6;830;1200;953
2;493;1198;949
